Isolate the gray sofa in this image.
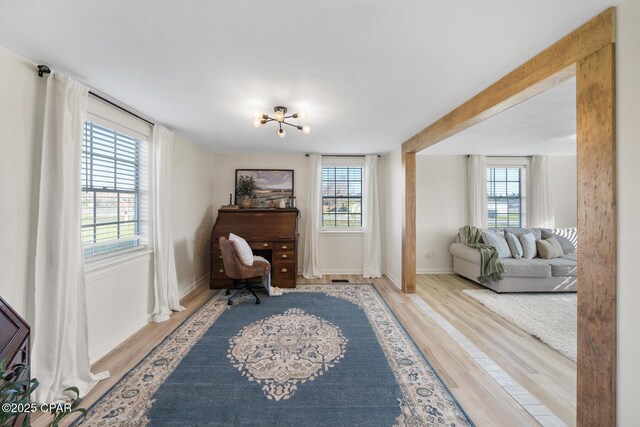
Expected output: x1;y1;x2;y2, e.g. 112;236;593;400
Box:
450;227;578;293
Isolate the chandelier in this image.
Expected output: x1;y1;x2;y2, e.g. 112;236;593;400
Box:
252;106;311;138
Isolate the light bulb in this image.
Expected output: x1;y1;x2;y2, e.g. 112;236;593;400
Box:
302;125;311;134
278;128;286;138
274;110;285;122
253;111;262;119
297;111;307;119
252;118;262;128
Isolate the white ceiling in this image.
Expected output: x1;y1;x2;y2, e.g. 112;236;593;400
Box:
0;1;614;154
421;77;577;156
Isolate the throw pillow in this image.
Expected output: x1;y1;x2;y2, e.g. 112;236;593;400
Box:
519;233;538;259
504;232;524;259
536;237;564;259
541;228;577;254
229;233;254;265
481;230;512;259
503;227;543;240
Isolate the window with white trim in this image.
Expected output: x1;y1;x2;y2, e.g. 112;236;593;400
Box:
82;97;150;258
321;163;363;230
486;159;527;229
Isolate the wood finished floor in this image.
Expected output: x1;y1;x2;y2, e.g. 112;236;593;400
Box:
34;274;576;427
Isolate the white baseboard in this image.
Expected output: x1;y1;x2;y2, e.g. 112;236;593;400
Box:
384;271;402;289
89;314;149;365
416;268;454;275
179;273;210;299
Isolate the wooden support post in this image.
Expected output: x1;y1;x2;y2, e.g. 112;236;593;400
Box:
402;151;416;293
576;43;616;427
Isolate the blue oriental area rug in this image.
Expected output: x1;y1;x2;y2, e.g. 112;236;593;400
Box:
80;285;473;426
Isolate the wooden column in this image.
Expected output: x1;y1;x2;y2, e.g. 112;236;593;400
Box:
402;151;416;293
576;43;616;427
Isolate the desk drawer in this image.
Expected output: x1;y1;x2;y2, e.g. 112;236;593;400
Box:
275;242;293;251
274;250;295;261
273;260;295;275
250;241;272;250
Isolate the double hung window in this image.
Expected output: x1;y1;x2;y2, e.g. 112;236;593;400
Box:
486;160;527;229
81;97;150;258
321;164;363;230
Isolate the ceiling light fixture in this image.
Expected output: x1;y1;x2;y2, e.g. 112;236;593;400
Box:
252;106;310;138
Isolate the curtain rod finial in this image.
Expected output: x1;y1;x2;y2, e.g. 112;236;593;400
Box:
37;65;51;77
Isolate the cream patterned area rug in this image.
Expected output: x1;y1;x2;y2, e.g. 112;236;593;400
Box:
463;289;577;361
77;285;473;426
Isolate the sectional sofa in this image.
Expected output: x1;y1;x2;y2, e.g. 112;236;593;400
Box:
449;227;578;293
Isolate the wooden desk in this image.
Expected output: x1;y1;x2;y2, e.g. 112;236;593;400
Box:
0;297;30;426
210;208;299;289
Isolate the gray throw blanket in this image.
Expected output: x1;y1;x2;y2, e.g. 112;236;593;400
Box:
464;225;505;283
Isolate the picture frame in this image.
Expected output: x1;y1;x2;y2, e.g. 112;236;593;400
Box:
235;169;294;208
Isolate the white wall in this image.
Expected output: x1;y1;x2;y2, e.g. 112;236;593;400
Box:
211;153;384;275
0;44;43;317
383;147;403;287
548;155;577;228
616;0;640;424
0;44;215;364
170;134;214;294
415;155;467;273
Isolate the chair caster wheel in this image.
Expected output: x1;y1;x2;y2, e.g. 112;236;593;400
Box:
227;300;233;306
256;299;261;304
225;289;230;295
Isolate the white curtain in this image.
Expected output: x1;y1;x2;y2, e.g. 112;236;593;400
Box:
529;155;555;228
151;126;184;323
32;72;109;403
363;155;382;278
303;154;322;278
468;155;487;229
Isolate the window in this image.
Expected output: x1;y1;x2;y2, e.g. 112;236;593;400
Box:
81;121;144;257
486;165;526;229
322;165;363;229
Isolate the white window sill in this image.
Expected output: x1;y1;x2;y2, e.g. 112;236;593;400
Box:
85;247;153;283
319;229;364;236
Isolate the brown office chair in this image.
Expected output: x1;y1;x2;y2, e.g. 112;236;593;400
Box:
219;236;270;305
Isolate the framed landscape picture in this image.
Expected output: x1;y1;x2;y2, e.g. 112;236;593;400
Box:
235;169;294;207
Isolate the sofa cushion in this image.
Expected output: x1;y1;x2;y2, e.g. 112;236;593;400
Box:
505;232;523;259
504;227;542;240
562;253;578;262
540;257;577;277
500;258;551;278
481;230;512;258
519;233;538;259
541;228;578;254
536;237;564;259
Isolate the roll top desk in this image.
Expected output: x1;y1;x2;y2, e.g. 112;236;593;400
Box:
210;208;299;289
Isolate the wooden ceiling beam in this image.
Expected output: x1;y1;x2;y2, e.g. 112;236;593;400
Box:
401;8;614;154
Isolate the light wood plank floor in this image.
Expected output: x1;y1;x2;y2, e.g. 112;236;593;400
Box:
34;274;575;427
413;274;576;426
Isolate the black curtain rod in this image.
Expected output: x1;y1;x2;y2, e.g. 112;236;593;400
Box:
88;92;155;127
305;154;381;158
37;64;155;127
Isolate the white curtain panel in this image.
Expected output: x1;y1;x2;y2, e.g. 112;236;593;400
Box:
32;72;109;403
468;155;488;229
303;154;322;278
529;155;555;228
151;126;185;323
363;155;382;278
